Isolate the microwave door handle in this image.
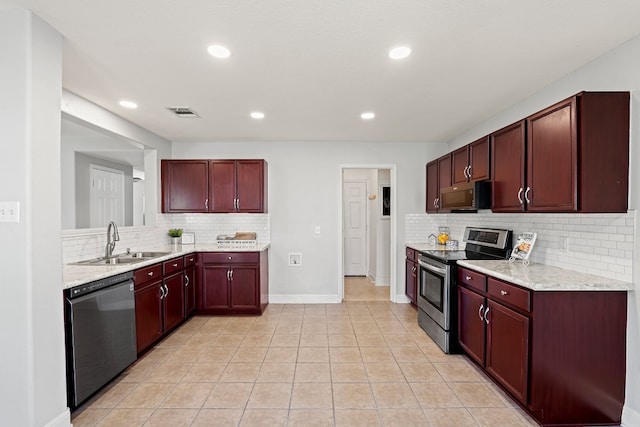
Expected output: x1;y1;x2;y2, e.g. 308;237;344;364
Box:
418;260;446;276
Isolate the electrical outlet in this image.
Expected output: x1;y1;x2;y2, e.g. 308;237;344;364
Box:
315;226;321;235
0;201;20;223
288;253;302;266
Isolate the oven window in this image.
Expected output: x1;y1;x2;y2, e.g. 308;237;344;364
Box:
420;267;444;311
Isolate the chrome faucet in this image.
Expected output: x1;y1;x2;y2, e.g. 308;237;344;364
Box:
105;221;120;257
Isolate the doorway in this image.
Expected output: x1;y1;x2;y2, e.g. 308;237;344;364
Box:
339;165;396;302
89;164;125;228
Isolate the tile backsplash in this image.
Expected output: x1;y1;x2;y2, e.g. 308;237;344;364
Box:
406;210;634;282
62;213;270;264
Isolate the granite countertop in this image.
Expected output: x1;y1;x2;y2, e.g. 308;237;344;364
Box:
457;260;633;292
63;243;270;290
406;242;465;252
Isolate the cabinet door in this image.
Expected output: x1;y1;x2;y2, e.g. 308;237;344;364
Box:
209;160;237;213
237;160;265;213
486;300;530;403
426;161;439;213
458;286;486;366
526;98;577;212
438;154;452;195
134;281;163;353
491;121;526;212
230;266;258;309
405;259;417;304
163;273;185;332
161;160;209;212
451;146;470;185
184;266;196;317
201;265;230;309
469;136;490;182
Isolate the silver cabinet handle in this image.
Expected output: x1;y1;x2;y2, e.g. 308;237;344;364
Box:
227;270;231;281
205;198;209;210
524;187;531;204
164;284;169;297
173;263;178;268
433;199;437;209
484;307;490;324
184;272;190;287
478;304;484;321
189;257;194;262
517;187;523;204
230;270;234;280
436;198;440;209
500;290;508;296
159;284;165;299
148;271;154;277
467;165;472;179
465;276;472;281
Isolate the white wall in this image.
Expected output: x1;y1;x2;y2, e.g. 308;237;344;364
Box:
441;33;640;426
172;142;447;302
0;10;69;426
376;169;391;285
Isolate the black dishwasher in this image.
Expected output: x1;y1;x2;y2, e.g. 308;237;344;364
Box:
64;271;136;410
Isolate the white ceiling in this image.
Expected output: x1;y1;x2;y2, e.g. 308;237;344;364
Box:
3;0;640;143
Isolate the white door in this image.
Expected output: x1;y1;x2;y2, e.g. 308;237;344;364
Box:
343;181;367;276
90;165;125;228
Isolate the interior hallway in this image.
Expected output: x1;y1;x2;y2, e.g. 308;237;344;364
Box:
343;276;390;302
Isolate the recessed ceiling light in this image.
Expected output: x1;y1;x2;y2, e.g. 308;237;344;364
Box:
207;45;231;59
250;111;265;119
361;112;375;120
388;46;411;60
119;100;138;109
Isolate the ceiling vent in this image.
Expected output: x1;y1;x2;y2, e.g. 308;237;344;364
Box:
166;107;200;118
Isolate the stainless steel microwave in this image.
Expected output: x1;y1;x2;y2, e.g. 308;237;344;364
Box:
439;181;491;212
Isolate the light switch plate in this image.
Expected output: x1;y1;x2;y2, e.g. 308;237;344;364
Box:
0;201;20;223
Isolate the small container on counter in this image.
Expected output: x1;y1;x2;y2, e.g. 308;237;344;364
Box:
437;227;450;245
445;240;458;249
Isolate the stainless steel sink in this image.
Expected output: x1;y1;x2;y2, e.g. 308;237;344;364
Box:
71;251;171;266
130;251;171;258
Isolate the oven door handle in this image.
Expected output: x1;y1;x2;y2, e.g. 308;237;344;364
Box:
418;260;446;276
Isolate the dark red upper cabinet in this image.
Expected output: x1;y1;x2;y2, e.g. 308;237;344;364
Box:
162;159;267;213
491;121;526;213
452;136;490;185
210;160;267;213
209;160;237;213
161;160;209;212
491;92;629;213
426;160;439;213
526;98;577;212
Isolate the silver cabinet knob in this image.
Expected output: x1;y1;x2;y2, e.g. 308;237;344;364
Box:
500;290;508;296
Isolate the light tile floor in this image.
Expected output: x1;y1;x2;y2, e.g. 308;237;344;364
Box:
344;277;390;302
71;302;538;426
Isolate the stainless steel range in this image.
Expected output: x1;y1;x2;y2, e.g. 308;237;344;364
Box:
417;226;512;353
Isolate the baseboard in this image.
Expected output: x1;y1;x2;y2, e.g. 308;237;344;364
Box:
622;404;640;427
269;294;341;304
45;408;71;427
395;294;412;304
374;275;390;287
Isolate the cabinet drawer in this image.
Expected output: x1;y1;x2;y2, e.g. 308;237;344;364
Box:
488;278;531;312
458;267;487;292
406;248;417;262
163;257;184;275
183;254;197;267
200;252;259;264
134;263;163;288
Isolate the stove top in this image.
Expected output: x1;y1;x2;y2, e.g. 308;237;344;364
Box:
419;227;513;264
